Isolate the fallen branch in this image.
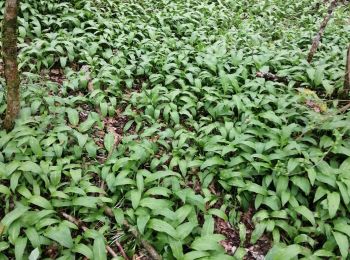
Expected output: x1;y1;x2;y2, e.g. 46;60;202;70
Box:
256;71;289;84
104;207;162;260
339;102;350;113
61;212;118;258
307;0;339;63
115;240;130;260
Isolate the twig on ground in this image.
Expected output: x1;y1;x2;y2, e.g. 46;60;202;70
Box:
307;0;339;63
115;240;130;260
61;212;118;258
339;102;350;113
104;207;162;260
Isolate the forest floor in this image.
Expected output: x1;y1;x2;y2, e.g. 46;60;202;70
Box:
0;0;350;259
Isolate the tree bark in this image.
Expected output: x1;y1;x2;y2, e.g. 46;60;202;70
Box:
2;0;20;131
343;45;350;97
307;0;338;63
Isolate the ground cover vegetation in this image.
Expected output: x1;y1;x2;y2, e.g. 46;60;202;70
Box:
0;0;350;259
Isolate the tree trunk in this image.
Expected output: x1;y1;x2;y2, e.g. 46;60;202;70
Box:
307;0;338;63
2;0;20;131
343;45;350;97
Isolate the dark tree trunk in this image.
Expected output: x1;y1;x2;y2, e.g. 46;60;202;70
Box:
2;0;20;131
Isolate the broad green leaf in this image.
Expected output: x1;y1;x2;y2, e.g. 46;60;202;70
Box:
0;242;9;251
148;219;177;238
169;239;183;259
72;196;99;208
140;198;173;210
265;244;303;260
104;132;115;152
0;185;11;195
78;116;96;132
201;157;225;170
183;251;210;260
73;244;93;259
177;222;197;240
45;225;73;248
20;161;42;174
191;234;225;251
137;214;150;235
93;236;107;260
15;237;27;260
29;248;40;260
208;208;228;221
145;170;180;183
295;206;315;226
202;215;214;236
1;205;28;227
29;137;43;157
333;231;348;259
130;189;141;209
29;195;53;210
327;192;340;218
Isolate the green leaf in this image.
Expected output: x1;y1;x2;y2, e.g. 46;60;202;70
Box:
1;205;28;227
148;219;177;238
170;111;180;124
295;206;315;226
265;244;303;260
314;67;324;86
176;205;193;225
251;222;266;244
208;208;228;221
287;159;299;173
176;222;197;240
19;161;42;174
60;56;68;68
79;115;96;132
333;231;349;259
202;215;214;236
201;157;225;169
191;234;225;251
45;225;73;248
72;196;99;208
70;169;82;183
104;132;115;152
29;137;43;157
15;237;27;260
245;183;268;195
29;248;40;260
66;108;80;126
260;111;282;125
169;239;183;259
144;171;180;183
73;244;93;259
100;102;108;117
29;195;53;210
183;251;210;260
130;189;141;209
93;236;107;260
0;242;9;251
334;223;350;237
0;185;11;195
137;214;150;235
327;192;340;218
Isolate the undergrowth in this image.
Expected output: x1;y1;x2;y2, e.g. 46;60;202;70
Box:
0;0;350;259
